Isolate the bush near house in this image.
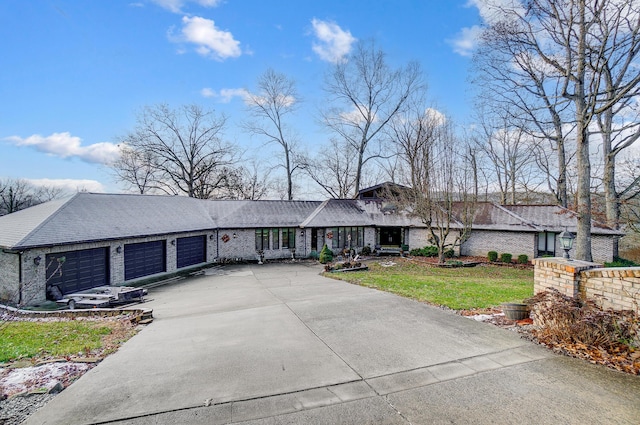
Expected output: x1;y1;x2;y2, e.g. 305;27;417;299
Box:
500;253;513;263
488;251;498;262
517;254;529;264
360;245;372;256
319;244;333;264
409;246;439;257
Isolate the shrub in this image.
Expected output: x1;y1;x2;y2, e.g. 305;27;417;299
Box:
360;245;372;256
604;257;639;268
487;251;498;262
401;244;409;252
528;289;639;356
517;254;529;264
444;248;455;258
319;244;333;264
500;253;513;263
423;246;438;257
309;250;319;260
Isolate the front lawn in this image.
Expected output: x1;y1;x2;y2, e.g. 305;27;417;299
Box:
327;259;534;310
0;318;136;363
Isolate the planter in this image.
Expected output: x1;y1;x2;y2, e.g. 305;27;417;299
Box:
502;303;530;320
330;266;369;273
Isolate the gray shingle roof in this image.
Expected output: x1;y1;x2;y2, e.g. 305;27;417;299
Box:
0;193;216;249
0;194;622;250
501;204;620;235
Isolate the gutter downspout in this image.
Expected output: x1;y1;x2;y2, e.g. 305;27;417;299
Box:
18;251;23;305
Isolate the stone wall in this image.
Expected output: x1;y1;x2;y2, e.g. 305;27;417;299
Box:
533;258;640;312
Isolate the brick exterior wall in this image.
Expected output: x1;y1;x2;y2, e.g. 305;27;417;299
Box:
0;251;20;304
533;258;640;312
461;230;535;259
591;234;615;263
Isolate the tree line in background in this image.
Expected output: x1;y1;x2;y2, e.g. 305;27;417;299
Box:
0;179;65;216
4;1;640;263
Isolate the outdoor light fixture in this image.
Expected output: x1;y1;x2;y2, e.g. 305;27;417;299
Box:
171;239;176;246
209;234;214;240
232;233;237;239
558;228;575;260
116;246;122;254
33;256;41;266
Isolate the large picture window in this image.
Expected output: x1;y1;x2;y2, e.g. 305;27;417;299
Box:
282;228;296;249
331;227;364;249
255;229;270;251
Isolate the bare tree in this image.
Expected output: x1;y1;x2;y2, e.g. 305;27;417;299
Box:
388;105;475;263
244;69;303;200
589;0;640;249
476;0;640;261
0;179;36;214
220;161;272;200
474;38;574;207
112;104;239;199
321;40;423;196
473;111;538;205
111;146;159;194
303;138;357;199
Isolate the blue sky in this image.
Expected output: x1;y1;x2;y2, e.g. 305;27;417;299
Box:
0;0;487;196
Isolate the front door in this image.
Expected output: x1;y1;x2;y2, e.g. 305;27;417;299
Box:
379;227;402;247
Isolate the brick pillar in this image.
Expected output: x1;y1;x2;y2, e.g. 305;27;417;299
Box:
532;258;601;298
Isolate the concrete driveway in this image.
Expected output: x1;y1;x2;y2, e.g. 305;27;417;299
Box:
25;263;640;424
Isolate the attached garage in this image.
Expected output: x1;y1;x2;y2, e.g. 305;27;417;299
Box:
177;235;206;269
46;247;110;298
124;240;166;281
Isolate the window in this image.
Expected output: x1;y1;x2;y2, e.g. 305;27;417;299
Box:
537;232;556;256
272;228;279;250
255;229;270;251
331;227;364;249
282;228;296;249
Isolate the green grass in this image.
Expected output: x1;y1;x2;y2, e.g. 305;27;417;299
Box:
328;261;534;310
0;321;112;363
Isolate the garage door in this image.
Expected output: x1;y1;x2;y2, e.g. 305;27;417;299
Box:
46;247;109;297
177;235;206;269
124;240;166;281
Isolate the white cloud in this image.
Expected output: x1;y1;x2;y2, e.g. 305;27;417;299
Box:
424;108;447;126
5;132;120;165
339;105;375;126
310;19;356;63
466;0;524;25
26;178;106;193
151;0;221;13
448;25;483;57
450;0;524;57
201;87;249;103
173;16;241;61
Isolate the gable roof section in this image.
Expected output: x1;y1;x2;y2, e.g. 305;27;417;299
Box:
302;199;373;227
464;202;541;232
0;193;216;250
501;204;621;235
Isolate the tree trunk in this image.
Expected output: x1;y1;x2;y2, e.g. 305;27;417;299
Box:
573;1;592;262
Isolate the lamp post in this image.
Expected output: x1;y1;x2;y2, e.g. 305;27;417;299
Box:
558;229;575;260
